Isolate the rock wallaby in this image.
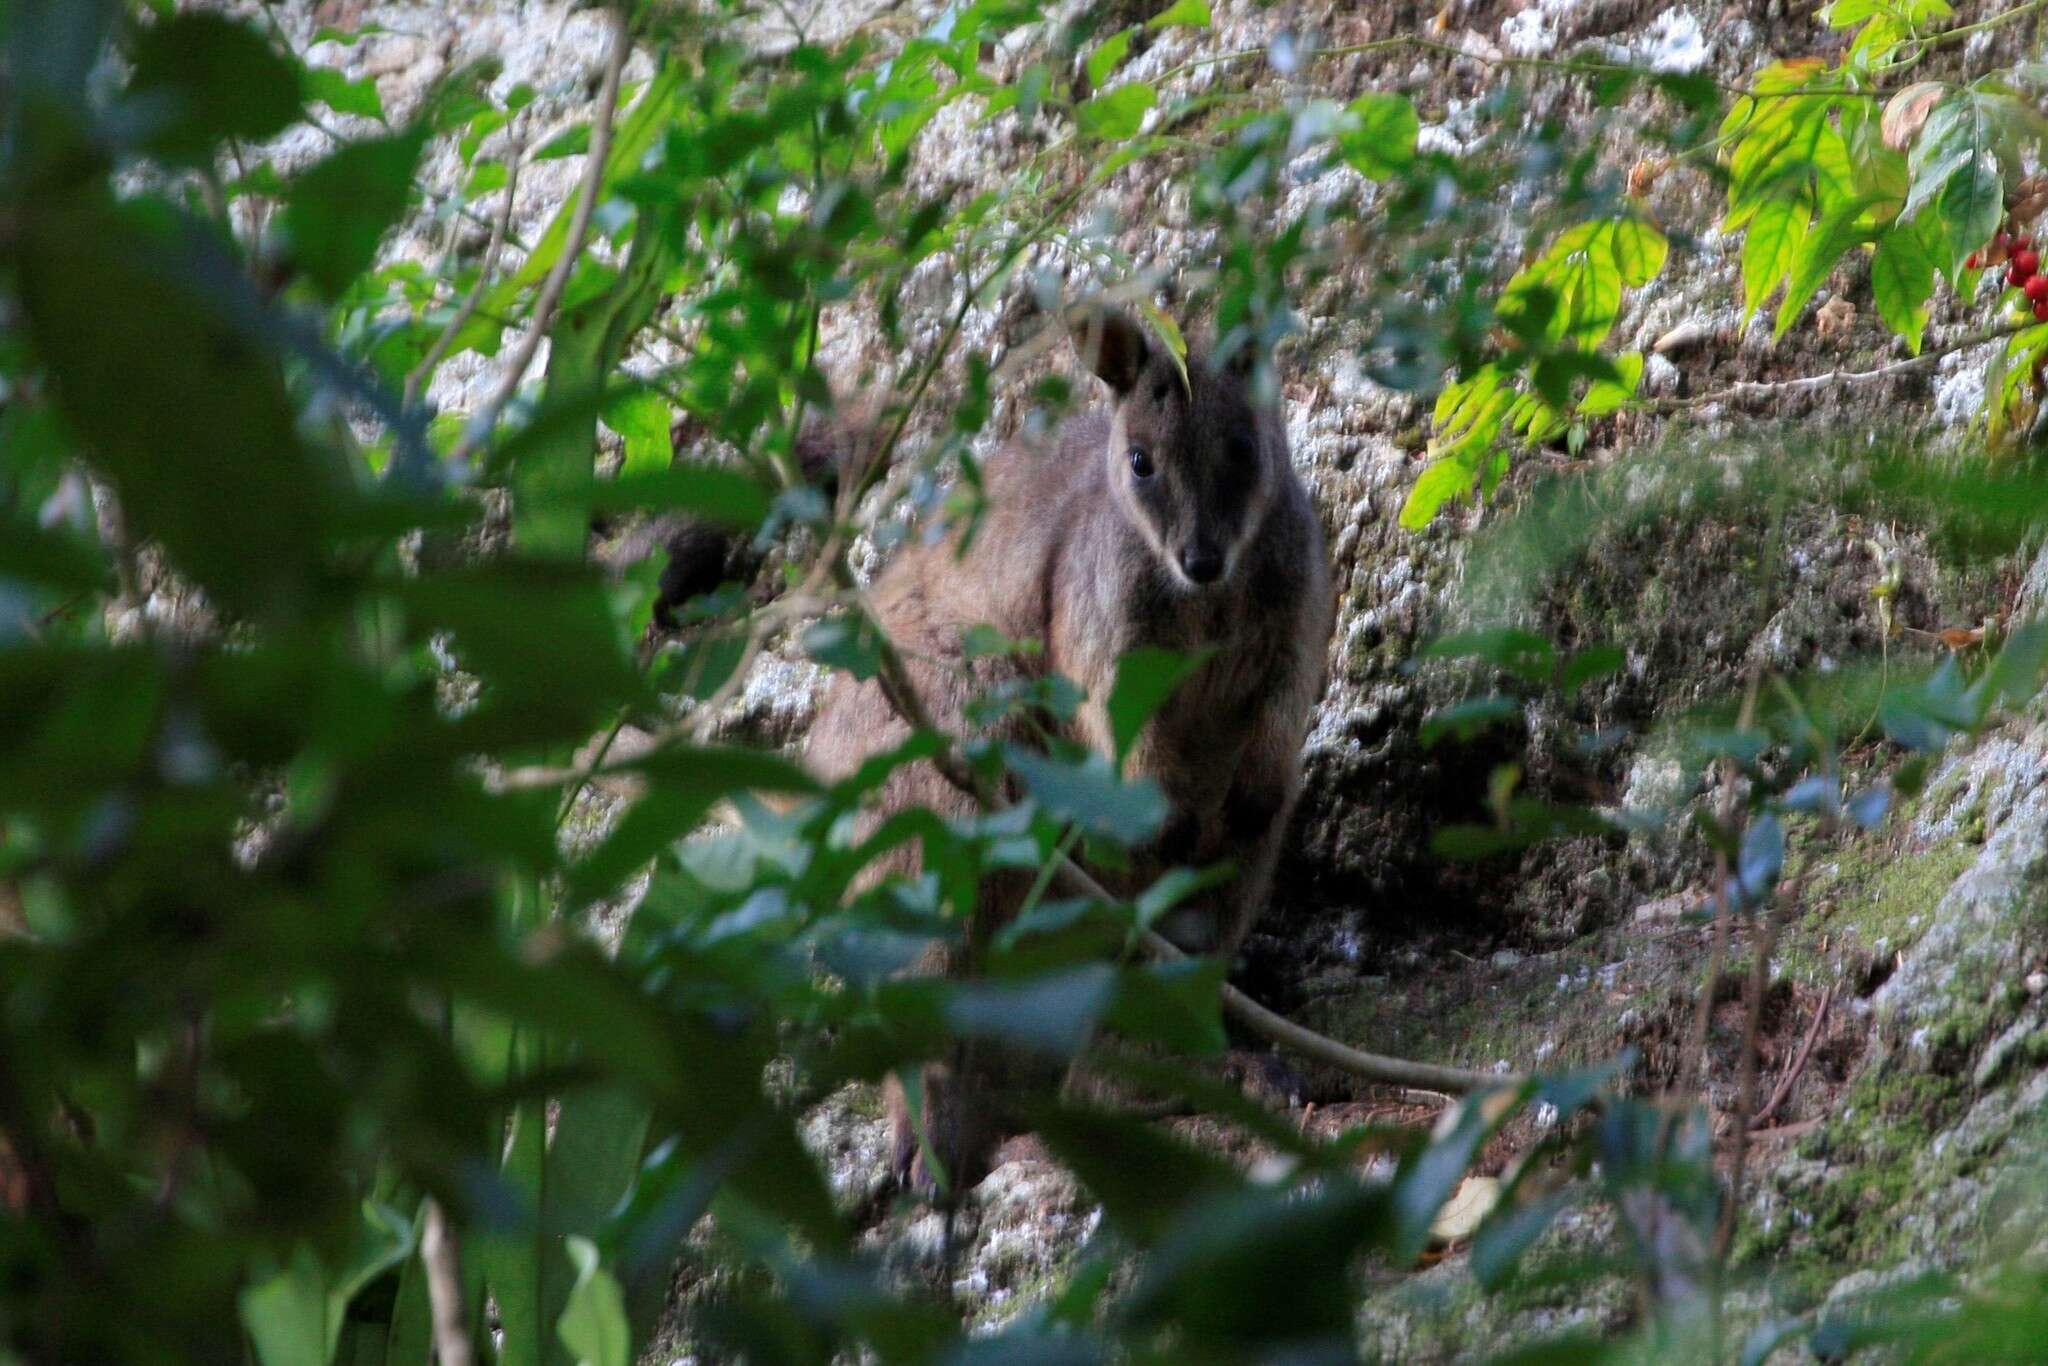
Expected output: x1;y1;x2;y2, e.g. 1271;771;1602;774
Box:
803;307;1335;1192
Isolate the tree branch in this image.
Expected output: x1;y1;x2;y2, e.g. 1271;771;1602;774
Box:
1645;322;2029;415
420;1198;474;1366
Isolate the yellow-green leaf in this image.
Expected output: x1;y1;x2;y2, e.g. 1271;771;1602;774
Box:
1775;194;1880;339
1340;93;1419;180
1147;0;1211;28
1578;352;1644;417
1400;458;1479;531
1076;83;1154;140
1611;217;1668;287
1085;29;1134;87
1741;192;1811;320
602;389;673;477
556;1237;629;1366
1137;301;1190;392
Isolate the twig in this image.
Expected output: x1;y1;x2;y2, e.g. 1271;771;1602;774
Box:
1750;984;1833;1131
446;6;630;469
848;564;1516;1094
1719;889;1784;1257
1645;322;2030;415
406;142;526;410
420;1198;474;1366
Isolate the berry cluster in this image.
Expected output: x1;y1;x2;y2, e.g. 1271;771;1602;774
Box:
1967;229;2048;321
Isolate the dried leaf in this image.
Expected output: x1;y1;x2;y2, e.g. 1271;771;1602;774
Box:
1427;1176;1502;1246
1881;81;1945;153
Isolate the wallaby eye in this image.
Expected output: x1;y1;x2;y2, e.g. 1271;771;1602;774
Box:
1128;446;1156;479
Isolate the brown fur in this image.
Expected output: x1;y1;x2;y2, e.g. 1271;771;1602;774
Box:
806;309;1335;1193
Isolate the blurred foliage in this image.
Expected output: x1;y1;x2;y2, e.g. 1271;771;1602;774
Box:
4;2;2048;1364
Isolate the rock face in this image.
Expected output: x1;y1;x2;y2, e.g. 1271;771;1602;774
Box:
265;0;2048;1352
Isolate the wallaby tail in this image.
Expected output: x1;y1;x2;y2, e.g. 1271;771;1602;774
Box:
652;392;883;629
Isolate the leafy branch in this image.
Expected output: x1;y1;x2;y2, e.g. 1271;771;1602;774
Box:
445;5;629;470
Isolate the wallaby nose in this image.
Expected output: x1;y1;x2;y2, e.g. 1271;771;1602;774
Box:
1180;544;1224;584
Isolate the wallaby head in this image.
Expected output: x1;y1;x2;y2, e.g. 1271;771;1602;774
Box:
1069;308;1282;591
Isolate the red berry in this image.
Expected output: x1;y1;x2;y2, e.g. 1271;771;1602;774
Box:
2016;236;2034;252
2017;250;2040;277
1998;229;2013;248
2025;276;2048;302
2010;263;2030;288
2033;297;2048;322
1968;252;1983;269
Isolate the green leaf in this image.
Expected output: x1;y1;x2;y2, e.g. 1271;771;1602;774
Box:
1419;695;1520;749
466;159;510;197
1399;457;1479;530
1904;92;2006;276
602;389;673;477
1033;1106;1242;1246
1124;1184;1383;1346
579;464;770;529
1106;646;1208;766
1421;628;1556;682
240;1205;417;1366
1610;217;1668;287
1340;92;1419;180
1393;1088;1519;1263
400;562;644;737
571;746;821;901
519;222;679;556
239;1247;329;1366
1138;301;1191;392
490;65;682;308
302;64;385;121
534;122;592;160
946;964;1118;1056
1740;192;1810;320
557;1238;630;1366
1871;217;1936;351
284;127;429;299
478;1098;547;1366
1576;352;1642;418
1774;194;1879;338
1133;863;1234;930
1820;0;1882;26
1005;747;1169;844
1108;959;1228;1054
18;197;336;618
1146;0;1212;27
128;12;303;164
1085;29;1134;88
1935;150;2004;279
1560;643;1626;693
1472;1189;1576;1290
802;612;884;680
1076;83;1155;140
540;1090;648;1366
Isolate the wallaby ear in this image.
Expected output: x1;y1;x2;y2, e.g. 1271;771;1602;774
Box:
1067;306;1151;394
